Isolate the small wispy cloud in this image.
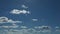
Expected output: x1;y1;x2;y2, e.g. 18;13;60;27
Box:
9;29;20;32
55;26;60;29
21;4;28;9
10;9;30;15
0;25;19;28
0;17;22;23
55;26;60;31
20;26;28;29
8;19;22;23
32;19;38;22
34;26;51;29
34;26;51;32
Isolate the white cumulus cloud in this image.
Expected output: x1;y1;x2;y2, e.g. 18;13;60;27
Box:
0;17;22;23
10;9;30;14
0;17;8;23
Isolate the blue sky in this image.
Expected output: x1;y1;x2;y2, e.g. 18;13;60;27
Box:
0;0;60;34
0;0;60;26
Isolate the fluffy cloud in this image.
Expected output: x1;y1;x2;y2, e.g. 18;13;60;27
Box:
0;17;22;23
21;5;28;9
10;9;30;14
0;17;8;23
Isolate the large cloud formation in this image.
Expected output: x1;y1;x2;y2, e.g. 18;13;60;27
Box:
0;17;22;29
0;26;60;34
0;17;22;23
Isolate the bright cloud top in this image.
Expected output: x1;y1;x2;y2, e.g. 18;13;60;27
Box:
0;17;22;23
10;9;30;14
